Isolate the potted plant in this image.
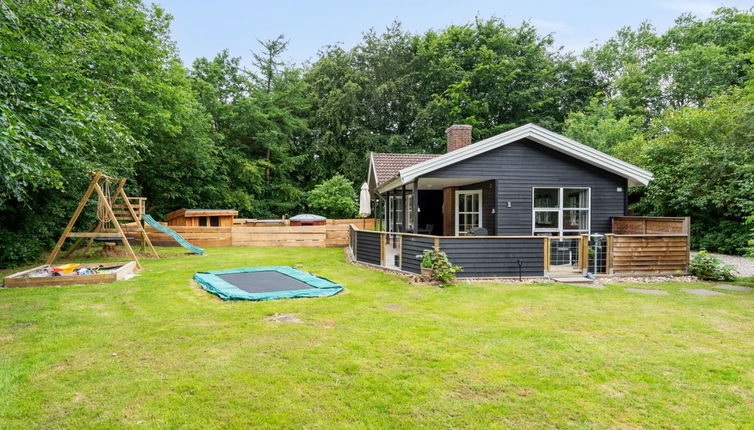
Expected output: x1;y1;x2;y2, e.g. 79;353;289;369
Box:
418;250;433;277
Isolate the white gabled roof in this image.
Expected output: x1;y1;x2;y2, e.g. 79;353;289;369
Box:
379;123;653;192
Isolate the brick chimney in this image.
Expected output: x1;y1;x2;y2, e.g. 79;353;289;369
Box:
446;124;473;152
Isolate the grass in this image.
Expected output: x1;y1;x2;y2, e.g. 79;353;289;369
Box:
1;247;753;429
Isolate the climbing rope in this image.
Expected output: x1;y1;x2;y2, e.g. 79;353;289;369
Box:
96;179;112;229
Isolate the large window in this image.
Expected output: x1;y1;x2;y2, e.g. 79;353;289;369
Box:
532;187;590;236
388;193;415;232
455;190;482;235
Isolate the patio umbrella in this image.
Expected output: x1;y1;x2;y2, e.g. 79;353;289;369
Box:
358;182;371;217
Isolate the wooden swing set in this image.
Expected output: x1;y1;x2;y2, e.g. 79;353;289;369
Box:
46;171;159;269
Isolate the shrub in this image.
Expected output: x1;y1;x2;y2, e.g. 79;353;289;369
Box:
431;250;462;285
306;174;358;219
689;251;736;281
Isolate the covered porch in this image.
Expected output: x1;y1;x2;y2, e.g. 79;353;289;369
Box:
376;177;496;237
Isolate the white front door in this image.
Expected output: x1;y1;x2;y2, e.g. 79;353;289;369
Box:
455;190;482;235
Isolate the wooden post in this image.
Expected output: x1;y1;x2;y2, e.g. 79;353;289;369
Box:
94;183;141;270
47;172;103;264
380;232;386;266
543;236;551;274
398;235;403;269
684;216;691;271
412;179;419;234
605;233;614;274
434;237;440;251
579;233;589;275
401;184;406;233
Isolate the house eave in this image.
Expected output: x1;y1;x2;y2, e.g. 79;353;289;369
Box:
377;176;403;194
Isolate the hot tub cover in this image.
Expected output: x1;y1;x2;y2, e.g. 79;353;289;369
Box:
289;214;327;222
193;266;343;301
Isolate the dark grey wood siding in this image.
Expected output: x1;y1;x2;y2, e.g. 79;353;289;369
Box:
439;238;545;277
401;236;435;274
355;231;381;265
428;138;627;235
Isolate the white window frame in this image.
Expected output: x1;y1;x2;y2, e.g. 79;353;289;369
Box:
531;187;591;236
455;190;483;236
389;195;404;232
406;194;414;232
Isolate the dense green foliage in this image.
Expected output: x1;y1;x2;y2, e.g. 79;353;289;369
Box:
306;175;358;219
2;1;753;266
565;8;754;253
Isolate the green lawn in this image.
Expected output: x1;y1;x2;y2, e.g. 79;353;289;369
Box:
1;247;753;429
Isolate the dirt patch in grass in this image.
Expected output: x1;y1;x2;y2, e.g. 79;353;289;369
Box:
383;304;404;312
265;313;303;324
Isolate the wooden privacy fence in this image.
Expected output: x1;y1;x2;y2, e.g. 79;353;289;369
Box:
612;216;689;235
349;225;691;277
124;218;375;248
609;234;690;274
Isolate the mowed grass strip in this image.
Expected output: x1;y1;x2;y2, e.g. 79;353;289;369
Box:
1;247;753;429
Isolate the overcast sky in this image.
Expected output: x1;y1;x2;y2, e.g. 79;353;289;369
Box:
155;0;751;68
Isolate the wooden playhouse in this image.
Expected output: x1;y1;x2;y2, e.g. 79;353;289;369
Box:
165;209;238;227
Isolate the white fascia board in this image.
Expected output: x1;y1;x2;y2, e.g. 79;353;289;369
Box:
377;177;402;194
397;123;653;187
367;152;377;189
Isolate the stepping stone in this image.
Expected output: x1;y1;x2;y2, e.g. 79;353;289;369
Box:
566;283;605;289
713;284;753;292
681;288;726;296
625;288;669;295
552;276;593;283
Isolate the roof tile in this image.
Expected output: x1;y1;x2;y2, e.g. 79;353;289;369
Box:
372;152;438;186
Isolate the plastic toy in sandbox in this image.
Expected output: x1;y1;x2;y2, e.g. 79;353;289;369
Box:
3;262;138;288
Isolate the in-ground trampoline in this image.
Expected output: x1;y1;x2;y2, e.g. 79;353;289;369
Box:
193;266;343;301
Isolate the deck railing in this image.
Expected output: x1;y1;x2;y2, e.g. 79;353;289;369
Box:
349;227;690;277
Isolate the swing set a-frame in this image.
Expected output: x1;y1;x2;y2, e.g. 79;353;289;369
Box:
46;171;159;269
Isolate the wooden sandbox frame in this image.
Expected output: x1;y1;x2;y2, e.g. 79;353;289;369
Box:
3;261;138;288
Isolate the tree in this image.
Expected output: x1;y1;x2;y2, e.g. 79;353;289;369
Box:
0;0;219;266
633;81;754;254
307;175;358;219
252;35;289;94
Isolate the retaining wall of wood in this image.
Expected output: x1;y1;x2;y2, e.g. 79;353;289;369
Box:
125;218;375;248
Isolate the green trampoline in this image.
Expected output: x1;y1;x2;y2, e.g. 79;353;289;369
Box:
193;266;343;301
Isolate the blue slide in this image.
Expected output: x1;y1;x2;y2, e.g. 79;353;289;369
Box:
142;214;205;255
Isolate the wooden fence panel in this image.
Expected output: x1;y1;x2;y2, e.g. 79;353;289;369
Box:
613;216;689;235
125;226;232;247
611;235;689;274
231;226;326;247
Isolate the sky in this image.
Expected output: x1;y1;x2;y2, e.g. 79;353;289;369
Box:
155;0;751;68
